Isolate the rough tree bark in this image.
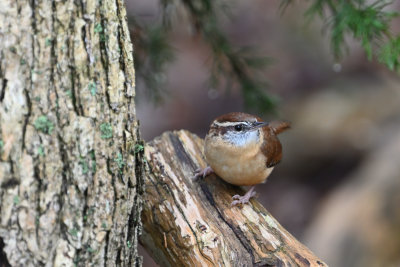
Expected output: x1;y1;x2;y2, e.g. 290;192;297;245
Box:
141;130;327;267
0;0;143;266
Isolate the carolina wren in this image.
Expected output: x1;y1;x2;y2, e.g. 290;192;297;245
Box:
195;112;290;206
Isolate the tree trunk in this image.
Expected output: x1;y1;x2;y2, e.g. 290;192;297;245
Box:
141;130;327;267
0;0;143;266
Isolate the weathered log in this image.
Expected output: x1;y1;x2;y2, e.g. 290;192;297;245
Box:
140;130;327;266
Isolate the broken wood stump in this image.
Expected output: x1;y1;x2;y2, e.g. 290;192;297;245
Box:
140;130;327;267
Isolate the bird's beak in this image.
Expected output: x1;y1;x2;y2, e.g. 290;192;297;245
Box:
253;121;269;128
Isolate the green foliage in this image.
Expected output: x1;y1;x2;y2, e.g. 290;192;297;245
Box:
34;116;54;134
131;0;400;115
303;0;400;70
130;0;277;113
378;35;400;70
0;140;3;152
100;123;113;139
172;0;276;113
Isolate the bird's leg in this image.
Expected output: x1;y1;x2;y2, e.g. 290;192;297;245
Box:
231;186;257;206
194;166;214;179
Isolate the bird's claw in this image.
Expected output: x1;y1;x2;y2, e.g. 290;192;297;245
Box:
193;166;214;179
231;190;257;206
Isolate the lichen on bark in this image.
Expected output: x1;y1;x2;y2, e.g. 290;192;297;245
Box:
0;0;143;266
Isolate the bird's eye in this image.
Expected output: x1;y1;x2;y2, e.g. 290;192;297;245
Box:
234;125;243;131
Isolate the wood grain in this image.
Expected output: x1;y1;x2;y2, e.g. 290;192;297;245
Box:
141;130;327;267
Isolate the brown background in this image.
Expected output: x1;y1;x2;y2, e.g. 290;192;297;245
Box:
127;1;400;266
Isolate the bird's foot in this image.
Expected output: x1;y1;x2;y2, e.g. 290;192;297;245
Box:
193;166;214;179
231;186;257;206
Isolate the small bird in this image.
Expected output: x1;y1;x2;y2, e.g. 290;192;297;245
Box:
195;112;290;206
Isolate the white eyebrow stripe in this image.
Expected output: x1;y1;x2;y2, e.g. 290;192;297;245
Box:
213;121;251;127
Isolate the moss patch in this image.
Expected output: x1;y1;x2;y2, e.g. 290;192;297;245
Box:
100;123;112;139
34;116;54;134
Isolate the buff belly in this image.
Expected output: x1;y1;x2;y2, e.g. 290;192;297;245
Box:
205;139;274;186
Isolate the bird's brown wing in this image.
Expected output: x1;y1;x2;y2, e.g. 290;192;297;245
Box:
261;127;283;168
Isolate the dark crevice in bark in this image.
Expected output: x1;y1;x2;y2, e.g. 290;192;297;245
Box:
57;135;69;195
0;53;5;103
68;65;82;115
2;158;18;189
50;0;59;118
6;158;17;187
79;0;93;74
116;25;128;95
128;135;144;265
115;246;122;267
97;0;113;111
81;188;89;228
67;9;83;116
29;0;37;83
22;87;32;151
105;157;116;265
26;0;36;152
0;191;3;222
74;247;82;267
56;133;71;248
22;0;36;150
168;134;198;170
114;15;128;98
30;0;37;39
103;230;110;267
16;0;22;15
1;178;19;189
33;159;43;245
0;237;11;267
114;0;135;100
77;1;90;79
0;78;6;103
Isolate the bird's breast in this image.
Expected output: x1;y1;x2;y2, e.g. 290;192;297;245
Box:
204;138;273;186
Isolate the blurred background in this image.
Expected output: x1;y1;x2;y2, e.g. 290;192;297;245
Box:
126;0;400;266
